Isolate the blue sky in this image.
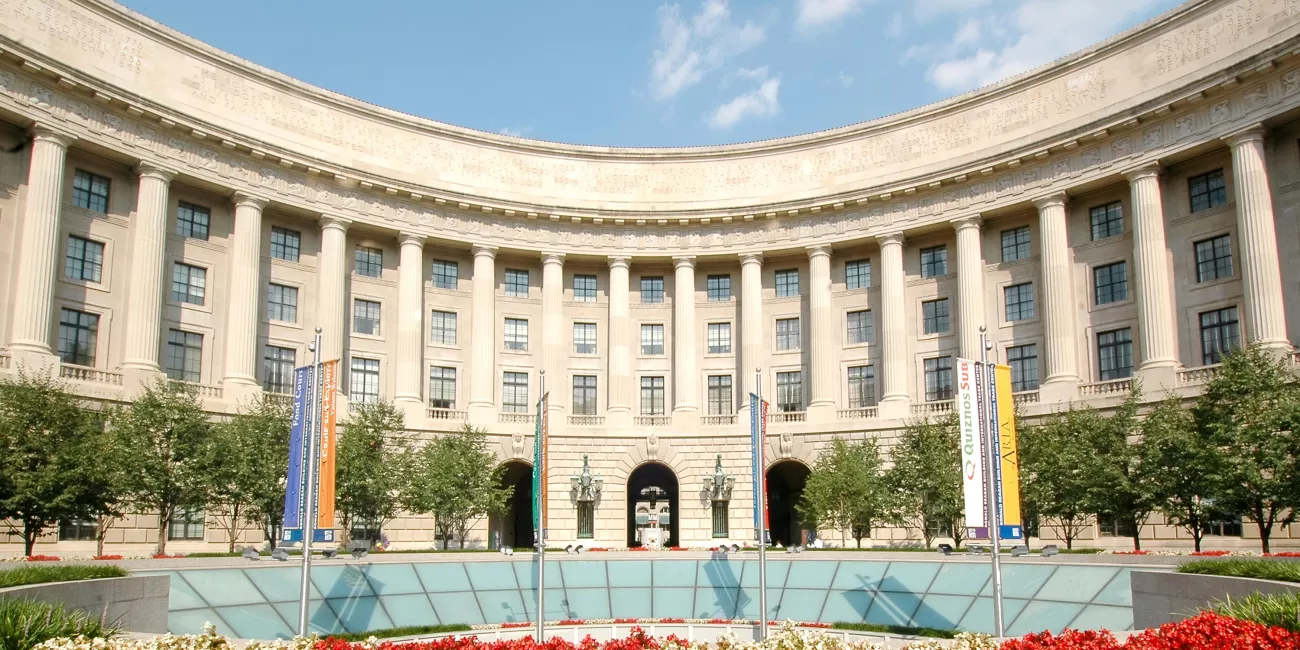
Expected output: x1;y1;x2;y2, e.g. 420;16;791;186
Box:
118;0;1183;148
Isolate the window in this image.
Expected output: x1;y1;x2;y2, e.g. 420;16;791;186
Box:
712;502;729;538
72;169;110;213
924;356;954;402
1007;344;1039;392
505;269;529;297
1001;227;1031;262
1203;515;1242;537
775;269;799;297
432;260;458;289
1089;202;1124;240
927;519;954;539
505;318;529;352
266;284;298;323
640;376;665;415
171;263;206;305
503;372;529;413
708;375;733;415
920;246;948;278
165;330;202;382
922;298;950;335
262;346;295;394
1195;234;1233;282
59;518;96;542
846;260;871;290
1098;328;1134;380
1200;307;1241;365
573;274;597;302
64;236;105;283
57;308;98;366
1004;283;1035;322
350;517;382;543
641;324;664;355
1189;169;1228;213
641;276;664;303
573;322;597;355
848;365;877;409
168;507;204;541
847;310;873;345
776;317;801;351
428;366;456;409
707;275;731;301
353;299;381;335
1094;262;1128;305
1097;513;1137;538
707;322;732;354
572;375;597;415
349;357;380;403
354;246;383;278
776;371;803;413
269;227;300;262
176;202;210;240
577;502;595;539
430;310;457;345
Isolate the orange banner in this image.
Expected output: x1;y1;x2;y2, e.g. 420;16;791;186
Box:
316;360;338;529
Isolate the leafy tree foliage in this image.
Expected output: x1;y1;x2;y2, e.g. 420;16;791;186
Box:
798;438;889;547
885;415;963;547
1019;406;1105;549
404;424;512;549
1086;390;1157;550
1138;394;1222;551
203;396;292;551
335;400;412;543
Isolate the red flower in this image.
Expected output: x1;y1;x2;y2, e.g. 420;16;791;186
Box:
706;619;730;625
667;547;688;552
1266;552;1300;557
613;619;638;624
587;548;608;552
92;555;123;560
628;547;649;552
25;554;60;561
658;619;684;624
152;552;185;559
1112;550;1149;555
556;620;586;626
1190;550;1232;557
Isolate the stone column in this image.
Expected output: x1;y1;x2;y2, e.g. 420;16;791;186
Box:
1225;127;1290;352
607;256;632;428
738;253;763;418
395;233;426;411
807;245;835;420
220;191;268;401
878;233;909;418
317;215;350;402
1036;193;1080;398
1126;165;1180;387
954;217;986;360
542;252;566;421
119;162;175;390
9;126;74;369
468;244;498;424
673;255;698;423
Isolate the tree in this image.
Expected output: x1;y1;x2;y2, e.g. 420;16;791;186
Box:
1138;394;1222;551
335;400;412;544
1020;407;1105;549
1088;390;1157;550
886;415;963;547
798;438;889;548
404;424;512;549
109;379;212;555
203;396;292;552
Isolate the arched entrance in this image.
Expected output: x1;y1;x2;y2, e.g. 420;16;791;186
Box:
626;462;679;548
488;461;534;549
766;460;811;547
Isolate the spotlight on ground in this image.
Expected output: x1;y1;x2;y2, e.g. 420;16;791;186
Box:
1010;545;1029;557
565;544;576;554
730;544;741;553
1041;545;1060;558
270;548;289;562
322;548;339;559
937;543;954;556
576;545;586;554
242;547;260;560
350;548;368;560
500;547;515;556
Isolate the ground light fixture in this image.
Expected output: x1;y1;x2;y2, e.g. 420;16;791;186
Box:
242;547;260;560
322;548;339;559
270;548;289;562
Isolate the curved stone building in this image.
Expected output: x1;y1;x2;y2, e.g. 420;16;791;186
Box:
1;0;1299;553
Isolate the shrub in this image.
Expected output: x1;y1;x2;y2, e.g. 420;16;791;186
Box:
24;556;61;562
1177;558;1300;584
0;565;127;589
327;624;474;641
0;599;115;650
1213;591;1300;632
830;622;955;639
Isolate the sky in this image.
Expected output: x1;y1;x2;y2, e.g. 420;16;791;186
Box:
117;0;1185;148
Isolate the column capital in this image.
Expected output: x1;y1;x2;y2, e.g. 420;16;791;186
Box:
472;243;498;259
672;255;696;269
136;161;178;183
31;124;75;148
398;232;426;247
1223;123;1267;148
738;252;764;266
541;251;566;266
951;215;982;232
877;231;905;247
805;244;832;259
1032;192;1068;210
321;214;351;232
608;255;630;269
232;190;269;211
1122;162;1162;182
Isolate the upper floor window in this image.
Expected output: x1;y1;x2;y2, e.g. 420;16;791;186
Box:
176;202;210;240
57;308;98;367
775;269;800;297
776;371;803;413
920;246;948;278
640;376;665;416
1004;283;1035;322
641;276;664;303
64;235;104;283
573;274;597;302
1189;169;1228;213
846;310;873;345
266;283;298;323
708;375;733;415
707;275;731;301
1001;226;1031;262
353;299;381;335
503;372;529;413
1094;262;1128;305
165;329;202;382
1007;344;1039;392
505;269;529;297
847;365;877;409
432;260;458;289
1195;234;1234;283
431;310;457;346
846;260;871;290
72;169;110;214
349;357;380;404
1089;201;1124;240
505;317;529;352
270;227;301;262
776;317;801;351
429;367;457;410
1098;328;1134;381
922;298;950;335
354;246;383;278
924;356;954;402
572;375;597;415
171;263;207;305
263;346;295;394
707;322;732;354
641;324;665;355
1200;307;1241;365
574;322;597;355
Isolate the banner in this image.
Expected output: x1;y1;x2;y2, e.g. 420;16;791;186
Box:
956;358;987;537
316;360;338;529
283;366;313;531
749;393;770;538
994;364;1024;540
532;392;549;544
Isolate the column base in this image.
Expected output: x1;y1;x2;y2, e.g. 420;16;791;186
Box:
221;377;261;406
807;401;836;424
605;407;633;430
877;397;911;420
671;408;699;430
1039;378;1080;406
1137;364;1179;395
121;364;164;396
395;399;426;425
1258;338;1295;359
467;401;497;428
8;345;58;377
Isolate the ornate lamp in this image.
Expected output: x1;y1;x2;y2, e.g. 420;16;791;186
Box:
703;453;736;501
569;453;604;502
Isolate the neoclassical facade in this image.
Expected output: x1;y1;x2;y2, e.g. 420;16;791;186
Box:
3;0;1300;553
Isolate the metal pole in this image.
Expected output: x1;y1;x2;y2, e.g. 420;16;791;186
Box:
979;328;1005;638
536;369;546;643
756;367;767;640
297;327;323;637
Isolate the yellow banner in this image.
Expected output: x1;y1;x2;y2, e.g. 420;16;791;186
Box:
317;360;338;529
993;365;1021;528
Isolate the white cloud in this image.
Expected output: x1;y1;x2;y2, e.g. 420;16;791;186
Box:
952;18;981;46
839;71;855;88
796;0;871;30
913;0;992;20
708;69;781;129
498;127;527;138
651;0;766;101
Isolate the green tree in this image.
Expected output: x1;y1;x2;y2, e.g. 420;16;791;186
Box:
107;379;211;555
1020;407;1105;549
404;424;512;549
1138;394;1222;552
1088;391;1157;550
335;400;412;544
203;396;292;552
886;415;963;547
798;438;889;548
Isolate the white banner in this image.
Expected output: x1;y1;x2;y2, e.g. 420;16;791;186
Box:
956;358;985;529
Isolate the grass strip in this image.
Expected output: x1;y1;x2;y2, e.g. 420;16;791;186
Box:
326;624;474;641
830;622;955;638
0;565;127;589
1178;558;1300;583
1213;590;1300;632
0;598;117;650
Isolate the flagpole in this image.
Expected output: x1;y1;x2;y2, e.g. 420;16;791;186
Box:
755;367;767;640
980;327;1005;638
536;369;546;643
297;327;323;637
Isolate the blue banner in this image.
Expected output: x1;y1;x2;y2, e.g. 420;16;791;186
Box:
749;392;760;532
282;366;313;531
280;528;335;544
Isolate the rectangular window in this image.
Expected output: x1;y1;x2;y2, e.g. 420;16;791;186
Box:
168;507;204;541
847;365;877;409
708;375;733;415
57;308;98;366
266;284;298;323
573;322;597;355
1001;226;1031;262
505;269;529;297
353;299;381;335
1007;344;1039;392
1098;328;1134;380
707;275;731;301
577;502;595;539
171;263;207;305
707;322;732;354
58;518;97;542
262;346;295;394
712;502;729;538
922;298;950;335
64;236;105;283
1094;262;1128;305
503;372;529;413
573;274;597;302
846;310;873;345
350;517;382;543
775;269;800;297
1089;201;1124;240
1189;169;1228;213
776;371;803;413
432;260;458;289
428;366;457;409
776;317;801;351
1097;513;1137;538
846;259;871;290
1195;234;1234;282
1200;307;1241;365
924;356;954;402
640;276;664;303
354;246;383;278
505;318;529;352
430;310;457;345
349;357;380;403
1203;515;1243;537
640;324;665;355
176;202;211;240
640;376;665;415
920;246;948;278
1004;283;1035;322
572;375;597;415
269;227;301;262
72;169;110;213
165;329;203;382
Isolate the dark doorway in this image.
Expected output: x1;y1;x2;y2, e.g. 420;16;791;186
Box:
766;461;811;547
626;462;679;548
489;461;534;549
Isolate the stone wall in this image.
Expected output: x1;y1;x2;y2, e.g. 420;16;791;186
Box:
1130;570;1300;629
0;575;170;633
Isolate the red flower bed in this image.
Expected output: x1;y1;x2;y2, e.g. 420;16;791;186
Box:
1190;550;1232;557
556;621;585;627
92;554;123;560
667;547;688;552
152;553;185;559
706;619;730;625
1267;552;1300;557
627;547;649;552
587;548;608;552
613;619;638;624
501;623;533;629
1001;612;1300;649
1112;550;1148;555
799;622;832;629
25;554;60;561
658;619;684;624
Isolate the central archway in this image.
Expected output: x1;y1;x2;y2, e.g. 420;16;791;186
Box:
766;460;811;547
488;461;534;549
626;462;679;548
